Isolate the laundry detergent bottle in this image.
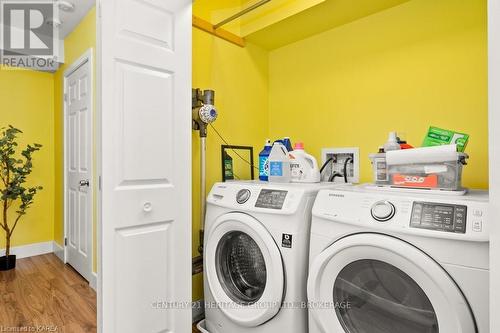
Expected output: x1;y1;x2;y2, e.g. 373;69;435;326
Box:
258;139;272;181
289;142;320;183
268;142;291;183
283;137;293;152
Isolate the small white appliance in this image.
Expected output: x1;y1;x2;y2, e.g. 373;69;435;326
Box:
308;185;489;333
203;181;343;333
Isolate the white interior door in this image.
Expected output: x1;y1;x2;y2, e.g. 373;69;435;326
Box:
99;0;192;332
65;53;92;282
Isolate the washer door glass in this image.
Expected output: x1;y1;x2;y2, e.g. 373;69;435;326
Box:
333;259;438;333
216;231;267;305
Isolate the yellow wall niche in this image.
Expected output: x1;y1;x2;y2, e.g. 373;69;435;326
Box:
268;0;488;189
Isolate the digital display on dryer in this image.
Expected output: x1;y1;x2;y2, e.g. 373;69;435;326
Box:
255;190;287;209
410;202;467;233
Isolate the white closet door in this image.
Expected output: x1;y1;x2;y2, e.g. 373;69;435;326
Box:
98;0;192;332
65;56;92;282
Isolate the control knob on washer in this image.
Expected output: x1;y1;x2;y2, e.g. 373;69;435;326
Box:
236;189;251;204
371;200;396;222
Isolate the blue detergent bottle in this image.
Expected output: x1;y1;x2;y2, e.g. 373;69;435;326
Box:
259;139;272;181
283;137;293;152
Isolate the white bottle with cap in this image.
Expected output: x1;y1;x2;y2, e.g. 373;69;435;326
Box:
268;142;291;183
289;142;320;183
383;131;401;152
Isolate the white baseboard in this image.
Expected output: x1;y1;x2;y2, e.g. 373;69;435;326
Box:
192;299;205;323
53;241;65;262
89;272;97;291
1;241;54;259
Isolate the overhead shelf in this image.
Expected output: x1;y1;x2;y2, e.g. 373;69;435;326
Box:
192;15;246;47
193;0;411;50
193;0;325;47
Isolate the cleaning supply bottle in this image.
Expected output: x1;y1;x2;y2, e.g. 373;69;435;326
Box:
289;142;320;183
258;139;272;181
283;137;293;152
268;142;291;183
384;131;401;152
223;151;234;180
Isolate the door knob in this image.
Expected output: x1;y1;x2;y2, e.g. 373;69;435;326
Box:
79;179;90;187
143;201;153;212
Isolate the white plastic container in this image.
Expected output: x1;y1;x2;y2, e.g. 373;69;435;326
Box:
368;152;389;185
370;145;468;191
196;320;210;333
289;142;320;183
268;142;291;183
386;153;467;190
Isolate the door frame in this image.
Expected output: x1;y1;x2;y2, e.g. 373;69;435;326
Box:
488;0;500;330
63;48;94;284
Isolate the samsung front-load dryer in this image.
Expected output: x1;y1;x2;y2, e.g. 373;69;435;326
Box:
307;186;489;333
203;181;341;333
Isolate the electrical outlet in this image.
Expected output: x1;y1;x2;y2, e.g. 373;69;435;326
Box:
321;148;360;183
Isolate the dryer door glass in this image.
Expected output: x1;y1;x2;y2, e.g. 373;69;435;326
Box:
216;231;267;305
333;259;438;333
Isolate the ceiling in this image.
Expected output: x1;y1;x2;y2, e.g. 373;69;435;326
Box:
57;0;95;38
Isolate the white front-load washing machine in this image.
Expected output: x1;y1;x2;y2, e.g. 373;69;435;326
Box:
203;181;342;333
307;186;489;333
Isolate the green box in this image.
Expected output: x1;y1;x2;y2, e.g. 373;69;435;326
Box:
422;126;469;152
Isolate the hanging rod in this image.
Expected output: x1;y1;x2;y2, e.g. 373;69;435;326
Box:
213;0;271;29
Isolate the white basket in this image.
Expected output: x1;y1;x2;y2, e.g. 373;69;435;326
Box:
196;319;210;333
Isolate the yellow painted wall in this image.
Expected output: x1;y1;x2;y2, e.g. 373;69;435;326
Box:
268;0;488;188
54;7;97;271
0;69;55;249
192;28;269;300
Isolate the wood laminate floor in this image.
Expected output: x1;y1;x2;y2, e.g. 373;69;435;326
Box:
0;253;97;333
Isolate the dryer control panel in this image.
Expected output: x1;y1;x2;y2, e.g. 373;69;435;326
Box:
410;202;467;233
312;187;489;241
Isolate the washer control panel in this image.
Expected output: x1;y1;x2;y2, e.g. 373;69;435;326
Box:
410;202;467;233
207;182;311;215
255;189;288;210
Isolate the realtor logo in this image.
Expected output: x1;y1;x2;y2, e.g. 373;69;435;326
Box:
1;0;59;70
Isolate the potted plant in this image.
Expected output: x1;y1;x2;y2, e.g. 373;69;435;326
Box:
0;126;42;271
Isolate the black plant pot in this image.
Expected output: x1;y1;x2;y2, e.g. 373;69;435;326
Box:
0;255;16;271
